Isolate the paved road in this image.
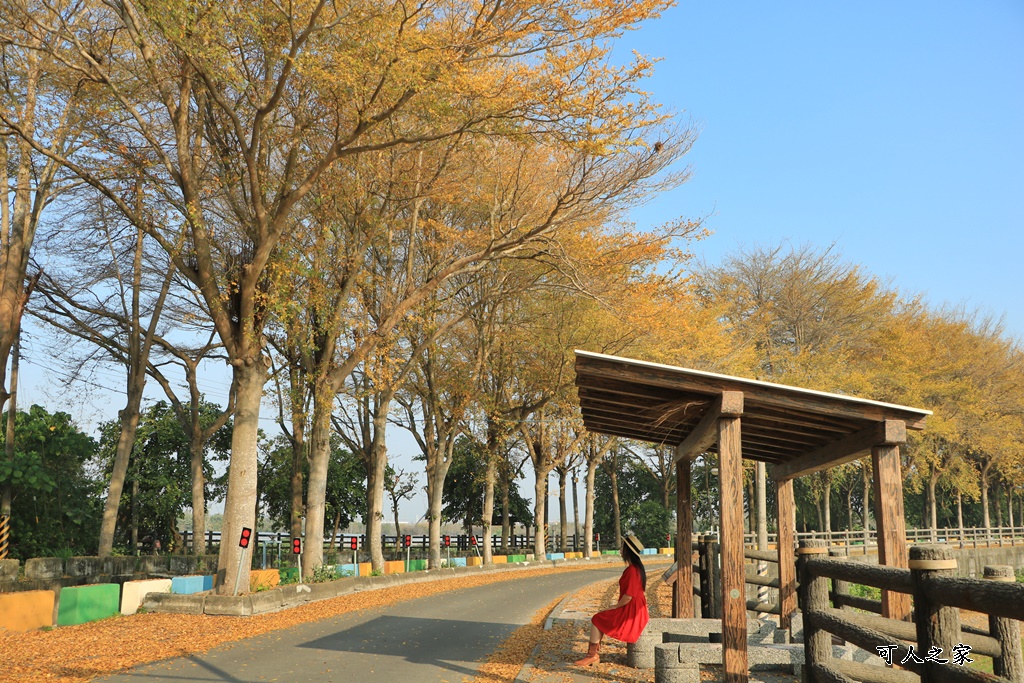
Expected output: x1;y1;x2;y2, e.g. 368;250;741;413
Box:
96;566;620;683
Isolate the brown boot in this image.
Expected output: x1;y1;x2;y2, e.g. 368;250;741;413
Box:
574;640;601;666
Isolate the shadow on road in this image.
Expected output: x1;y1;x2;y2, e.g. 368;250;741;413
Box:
297;613;517;678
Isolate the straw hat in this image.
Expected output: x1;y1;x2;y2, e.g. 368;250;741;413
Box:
624;533;645;556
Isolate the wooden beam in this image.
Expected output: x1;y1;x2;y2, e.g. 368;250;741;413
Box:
776;477;797;630
719;415;747;683
773;420;906;481
873;444;911;621
673;392;743;463
674;458;693;618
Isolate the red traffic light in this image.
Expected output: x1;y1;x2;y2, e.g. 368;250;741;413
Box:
470;535;477;546
349;536;358;550
292;537;302;555
238;527;252;549
596;533;600;542
443;535;450;548
404;534;411;548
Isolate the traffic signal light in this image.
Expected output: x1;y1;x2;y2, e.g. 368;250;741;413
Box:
443;535;450;548
596;533;600;542
292;537;301;555
404;534;411;548
238;527;252;549
470;535;477;546
349;536;358;550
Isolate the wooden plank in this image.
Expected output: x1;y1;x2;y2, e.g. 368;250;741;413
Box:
776;477;797;630
675;458;694;618
872;444;911;620
774;420;906;481
576;356;929;429
581;412;690;439
581;421;687;445
744;402;868;432
718;416;747;683
673;392;743;463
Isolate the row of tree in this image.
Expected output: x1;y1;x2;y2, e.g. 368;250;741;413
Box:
0;3;1019;594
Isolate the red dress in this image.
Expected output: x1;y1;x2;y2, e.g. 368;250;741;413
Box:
591;563;649;643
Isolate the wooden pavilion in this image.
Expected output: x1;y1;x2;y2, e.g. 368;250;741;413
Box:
574;350;931;683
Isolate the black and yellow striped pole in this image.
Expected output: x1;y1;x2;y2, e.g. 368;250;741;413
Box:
0;514;9;559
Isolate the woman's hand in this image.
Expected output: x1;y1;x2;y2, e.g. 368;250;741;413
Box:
613;594;633;609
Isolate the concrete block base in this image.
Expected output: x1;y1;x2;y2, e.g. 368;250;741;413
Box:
654;644;700;683
204;594;253;617
143;592;205;615
250;588;284;614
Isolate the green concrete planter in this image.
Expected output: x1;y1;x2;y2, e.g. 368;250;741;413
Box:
57;584;120;626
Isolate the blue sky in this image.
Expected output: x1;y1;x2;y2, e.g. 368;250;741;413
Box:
619;1;1024;337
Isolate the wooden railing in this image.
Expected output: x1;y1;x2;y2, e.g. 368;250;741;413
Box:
733;527;1024;550
797;539;1024;683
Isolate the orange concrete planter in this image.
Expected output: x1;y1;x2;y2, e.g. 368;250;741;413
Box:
0;590;55;632
383;560;405;575
491;555;507;564
466;556;483;566
249;569;280;591
359;562;372;576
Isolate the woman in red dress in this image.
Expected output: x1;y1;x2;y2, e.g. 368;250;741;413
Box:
574;533;650;666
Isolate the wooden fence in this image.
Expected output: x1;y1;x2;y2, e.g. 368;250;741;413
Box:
797;539;1024;683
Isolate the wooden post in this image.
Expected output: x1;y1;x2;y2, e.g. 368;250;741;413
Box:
984;565;1024;682
910;545;960;683
872;439;911;620
797;539;831;683
719;414;747;683
674;458;694;618
829;548;852;612
777;476;797;630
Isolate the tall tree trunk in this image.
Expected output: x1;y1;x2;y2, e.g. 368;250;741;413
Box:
558;468;568;552
747;477;755;533
130;476;139;554
190;432;207;555
571;469;580;551
426;474;444;569
928;465;939;541
610;458;621;550
216;360;268;594
981;463;992;532
533;468;548;559
392;497;402;542
289;413;306;543
823;477;832;533
99;387;143;556
956;490;964;532
1007;488;1014;529
365;404;390;571
846;486;854;532
302;389;333;577
862;461;872;544
500;467;511;553
584;458;597;558
481;424;497;564
329;509;340;550
0;338;18;560
995;483;1004;530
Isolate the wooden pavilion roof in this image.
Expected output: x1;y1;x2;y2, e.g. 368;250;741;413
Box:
574;350;931;479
